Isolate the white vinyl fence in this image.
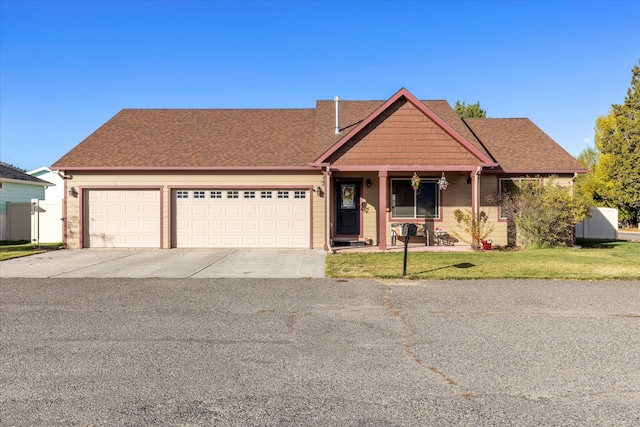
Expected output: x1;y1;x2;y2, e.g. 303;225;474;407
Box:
31;199;63;244
575;207;618;240
5;199;63;243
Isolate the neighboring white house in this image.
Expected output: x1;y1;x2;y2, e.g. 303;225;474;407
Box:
27;166;65;244
0;163;51;241
28;166;64;202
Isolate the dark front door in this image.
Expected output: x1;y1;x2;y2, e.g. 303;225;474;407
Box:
336;181;361;236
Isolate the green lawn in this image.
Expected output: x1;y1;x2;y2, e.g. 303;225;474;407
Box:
326;240;640;280
0;241;62;261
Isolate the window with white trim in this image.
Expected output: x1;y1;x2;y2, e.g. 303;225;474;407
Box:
227;191;239;199
210;191;222;199
193;191;205;199
176;190;189;199
260;191;272;199
294;191;306;199
391;179;439;219
243;191;255;199
278;190;289;199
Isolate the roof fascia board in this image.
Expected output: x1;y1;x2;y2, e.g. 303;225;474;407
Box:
313;88;495;165
53;166;322;172
483;168;588;174
329;164;491;173
27;167;50;175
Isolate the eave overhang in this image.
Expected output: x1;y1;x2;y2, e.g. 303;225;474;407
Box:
51;165;323;173
0;178;51;187
483;167;588;175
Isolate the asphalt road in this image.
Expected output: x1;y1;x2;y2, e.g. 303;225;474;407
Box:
2;278;639;426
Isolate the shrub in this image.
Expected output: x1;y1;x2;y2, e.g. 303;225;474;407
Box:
500;178;590;248
452;209;494;250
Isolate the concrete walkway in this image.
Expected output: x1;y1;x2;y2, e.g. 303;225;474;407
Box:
0;249;326;279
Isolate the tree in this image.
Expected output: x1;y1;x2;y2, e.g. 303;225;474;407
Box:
591;61;640;227
575;144;600;206
454;101;486;118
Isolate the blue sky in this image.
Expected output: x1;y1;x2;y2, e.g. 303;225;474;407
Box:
1;0;639;171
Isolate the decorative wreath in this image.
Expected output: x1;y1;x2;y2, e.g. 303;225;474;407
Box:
411;172;421;190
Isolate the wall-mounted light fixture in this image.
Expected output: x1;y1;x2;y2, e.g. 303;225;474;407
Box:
316;186;324;197
68;187;78;197
366;178;372;188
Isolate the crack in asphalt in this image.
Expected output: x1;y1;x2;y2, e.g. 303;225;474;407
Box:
384;285;466;392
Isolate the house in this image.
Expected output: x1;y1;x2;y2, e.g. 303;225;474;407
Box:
0;162;51;241
52;88;585;250
28;167;64;203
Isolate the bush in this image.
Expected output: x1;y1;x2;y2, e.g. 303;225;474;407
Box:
452;209;494;250
500;178;590;248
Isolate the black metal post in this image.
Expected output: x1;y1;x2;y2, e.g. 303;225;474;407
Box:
403;234;409;276
402;223;417;277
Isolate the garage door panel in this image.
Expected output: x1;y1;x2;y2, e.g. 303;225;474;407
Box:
209;205;223;214
225;205;240;215
193;205;207;214
86;190;160;248
260;205;274;215
175;189;310;248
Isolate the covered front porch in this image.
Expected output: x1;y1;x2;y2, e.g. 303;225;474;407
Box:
325;166;485;252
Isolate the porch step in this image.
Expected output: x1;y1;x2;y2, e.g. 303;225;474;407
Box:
332;240;365;247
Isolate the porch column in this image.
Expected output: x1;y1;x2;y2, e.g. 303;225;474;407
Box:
473;166;482;218
378;170;388;250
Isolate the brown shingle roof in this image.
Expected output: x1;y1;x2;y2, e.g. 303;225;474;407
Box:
53;109;317;168
463;118;586;172
52;92;583;174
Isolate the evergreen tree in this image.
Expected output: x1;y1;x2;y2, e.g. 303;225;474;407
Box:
454;100;486;118
593;61;640;227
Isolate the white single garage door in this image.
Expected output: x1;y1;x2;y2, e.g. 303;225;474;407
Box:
174;189;310;248
84;189;161;248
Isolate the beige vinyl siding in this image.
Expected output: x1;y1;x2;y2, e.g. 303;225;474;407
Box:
63;172;324;249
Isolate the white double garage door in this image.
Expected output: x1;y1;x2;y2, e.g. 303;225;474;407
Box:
85;189;311;248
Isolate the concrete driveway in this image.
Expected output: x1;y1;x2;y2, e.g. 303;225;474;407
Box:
0;248;326;278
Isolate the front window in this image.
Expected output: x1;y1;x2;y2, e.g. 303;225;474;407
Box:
391;179;439;219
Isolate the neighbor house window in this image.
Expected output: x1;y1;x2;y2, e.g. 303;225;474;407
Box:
499;177;540;219
391;179;439;219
